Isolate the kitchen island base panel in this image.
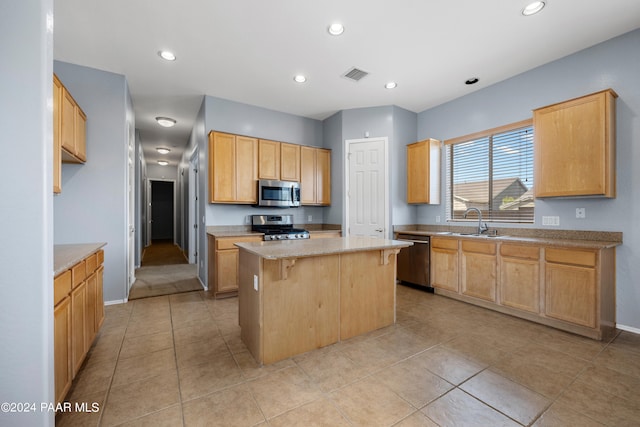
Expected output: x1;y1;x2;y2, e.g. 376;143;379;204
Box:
239;247;400;365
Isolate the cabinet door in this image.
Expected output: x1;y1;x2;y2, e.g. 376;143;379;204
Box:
53;75;62;194
236;136;258;202
71;281;87;376
85;273;97;349
534;89;616;198
209;132;236;202
75;107;87;162
280;143;301;182
545;262;597;328
431;239;459;292
316;148;331;205
461;241;497;302
258;139;281;180
61;88;76;155
95;266;105;330
54;297;71;404
216;249;239;294
500;244;540;313
300;146;316;204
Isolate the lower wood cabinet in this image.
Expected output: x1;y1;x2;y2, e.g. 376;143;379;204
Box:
431;236;616;340
430;237;459;292
461;240;497;302
208;235;263;298
54;249;104;404
499;244;540;313
309;231;341;239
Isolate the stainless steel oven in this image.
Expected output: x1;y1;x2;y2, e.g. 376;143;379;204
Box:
257;179;301;208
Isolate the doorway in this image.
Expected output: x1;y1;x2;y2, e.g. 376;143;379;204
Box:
148;180;176;243
345;137;390;238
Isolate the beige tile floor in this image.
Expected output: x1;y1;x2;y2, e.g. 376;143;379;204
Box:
57;285;640;426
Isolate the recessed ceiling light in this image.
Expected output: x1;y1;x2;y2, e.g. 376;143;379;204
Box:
385;82;397;89
465;77;479;85
328;23;344;36
156;147;171;154
522;1;545;16
293;75;307;83
155;117;176;127
157;160;169;166
158;50;176;61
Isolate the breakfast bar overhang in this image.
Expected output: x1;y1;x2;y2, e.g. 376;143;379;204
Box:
235;236;412;365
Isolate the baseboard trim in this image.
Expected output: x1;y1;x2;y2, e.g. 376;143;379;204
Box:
105;299;127;306
617;324;640;335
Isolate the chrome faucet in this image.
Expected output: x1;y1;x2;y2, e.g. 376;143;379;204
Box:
463;207;489;235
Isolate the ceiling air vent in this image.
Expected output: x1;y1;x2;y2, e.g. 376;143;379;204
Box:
342;67;369;82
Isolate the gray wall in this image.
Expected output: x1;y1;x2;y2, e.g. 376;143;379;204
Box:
0;1;55;425
416;29;640;331
53;61;132;303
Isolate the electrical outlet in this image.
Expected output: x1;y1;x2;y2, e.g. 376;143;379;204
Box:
307;215;312;222
436;216;441;223
576;208;586;219
542;216;560;226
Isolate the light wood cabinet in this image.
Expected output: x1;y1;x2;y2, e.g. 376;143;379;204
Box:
53;286;71;404
500;244;540;313
430;235;615;340
430;237;459;292
309;231;341;239
59;79;86;164
54;249;104;403
280;142;301;182
461;240;497;302
53;75;62;194
534;89;617;198
407;138;441;204
301;146;331;206
208;131;258;203
208;234;262;298
544;248;598;328
258;139;281;180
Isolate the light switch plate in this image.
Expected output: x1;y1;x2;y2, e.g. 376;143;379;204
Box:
542;216;560;226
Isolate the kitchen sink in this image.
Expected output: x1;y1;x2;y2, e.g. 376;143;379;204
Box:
435;231;506;238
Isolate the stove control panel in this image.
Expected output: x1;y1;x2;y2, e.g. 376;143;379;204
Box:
264;233;310;241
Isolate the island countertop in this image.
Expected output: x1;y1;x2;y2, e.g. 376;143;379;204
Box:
235;236;412;260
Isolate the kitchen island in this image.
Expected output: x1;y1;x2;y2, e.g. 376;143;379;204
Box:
235;236;412;365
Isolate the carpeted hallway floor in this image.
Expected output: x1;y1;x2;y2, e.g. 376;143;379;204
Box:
129;240;202;300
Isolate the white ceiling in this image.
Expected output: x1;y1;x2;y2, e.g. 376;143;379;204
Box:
53;0;640;165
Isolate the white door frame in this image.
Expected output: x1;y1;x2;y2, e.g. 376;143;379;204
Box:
343;137;391;238
188;149;199;264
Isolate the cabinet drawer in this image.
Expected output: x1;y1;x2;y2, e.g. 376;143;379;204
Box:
216;235;262;250
85;253;97;275
461;240;496;255
546;248;596;267
71;261;86;288
501;244;540;260
431;237;458;250
54;270;72;306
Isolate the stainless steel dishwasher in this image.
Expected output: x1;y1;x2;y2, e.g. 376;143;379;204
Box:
396;233;433;291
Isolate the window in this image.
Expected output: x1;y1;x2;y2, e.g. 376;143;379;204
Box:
445;119;534;223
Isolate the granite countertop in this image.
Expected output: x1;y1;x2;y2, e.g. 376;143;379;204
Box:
235;236;411;260
394;228;621;249
54;243;107;276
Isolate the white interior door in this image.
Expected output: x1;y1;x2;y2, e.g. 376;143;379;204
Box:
346;137;389;238
188;150;199;264
127;124;135;289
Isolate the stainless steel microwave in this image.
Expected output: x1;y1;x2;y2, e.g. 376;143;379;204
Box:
257;179;301;208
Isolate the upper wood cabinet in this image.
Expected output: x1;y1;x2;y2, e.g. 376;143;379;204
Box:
53;75;62;194
258;139;281;180
209;131;258;203
280;142;301;182
301;146;331;206
258;140;301;182
407;138;441;204
58;79;87;164
534;89;617;198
